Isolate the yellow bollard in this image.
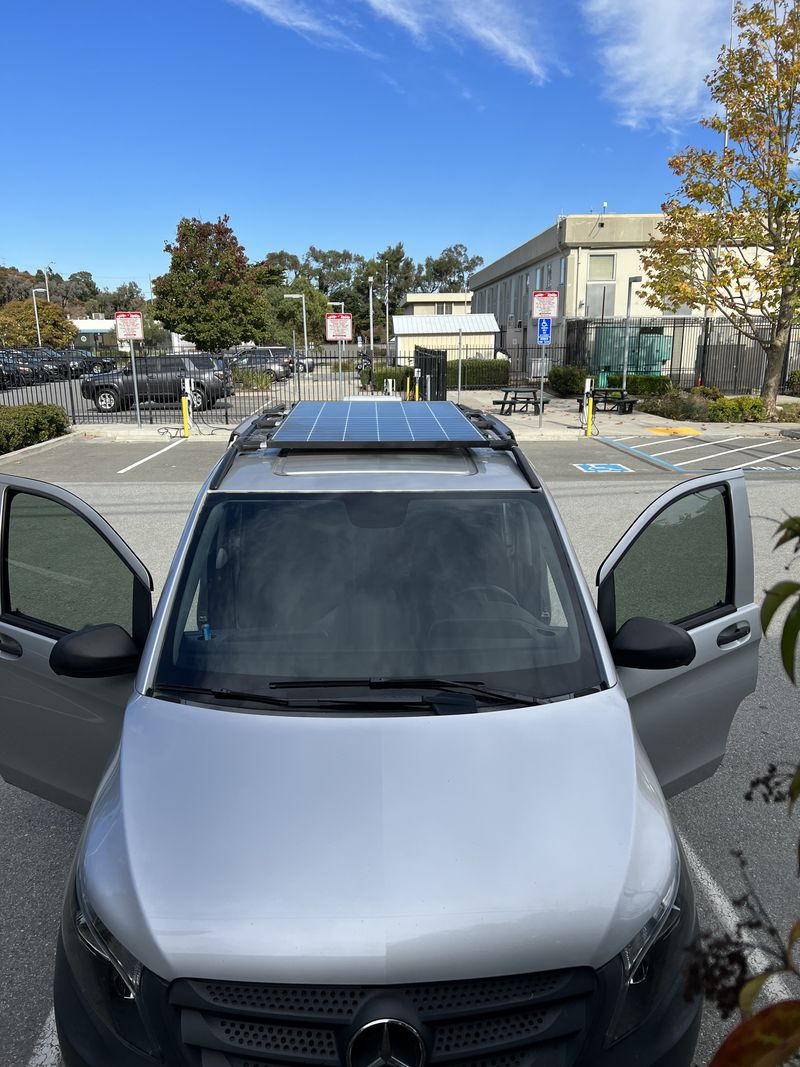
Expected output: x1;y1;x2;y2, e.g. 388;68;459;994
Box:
181;396;191;438
585;396;593;437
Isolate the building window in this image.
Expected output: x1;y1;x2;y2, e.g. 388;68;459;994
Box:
436;301;453;315
545;261;553;287
534;266;542;289
560;257;566;285
588;254;615;282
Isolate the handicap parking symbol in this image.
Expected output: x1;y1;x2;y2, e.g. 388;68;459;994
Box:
573;463;633;473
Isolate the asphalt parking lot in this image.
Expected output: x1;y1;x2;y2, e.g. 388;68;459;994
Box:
603;430;800;473
1;430;799;1066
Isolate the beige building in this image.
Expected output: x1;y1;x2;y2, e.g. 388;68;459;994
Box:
392;313;499;361
400;292;472;316
469;214;674;349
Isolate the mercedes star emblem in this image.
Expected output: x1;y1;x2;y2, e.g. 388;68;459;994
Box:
347;1019;426;1067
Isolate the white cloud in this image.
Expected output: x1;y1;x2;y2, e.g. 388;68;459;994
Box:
582;0;731;127
230;0;375;55
231;0;547;82
363;0;547;81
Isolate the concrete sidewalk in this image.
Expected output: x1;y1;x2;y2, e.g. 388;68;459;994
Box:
450;389;800;442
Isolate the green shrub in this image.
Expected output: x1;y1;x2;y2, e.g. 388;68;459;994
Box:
232;368;274;390
547;365;586;396
638;394;710;421
362;365;415;392
607;374;673;396
690;385;724;400
778;402;800;422
0;404;69;454
445;358;509;389
786;369;800;396
707;396;767;422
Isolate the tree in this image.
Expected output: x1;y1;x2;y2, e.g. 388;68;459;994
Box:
0;266;37;307
302;247;362;298
415;244;484;293
0;299;78;348
642;1;800;418
152;216;259;350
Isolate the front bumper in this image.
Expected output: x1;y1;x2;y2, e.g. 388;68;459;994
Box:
55;932;701;1067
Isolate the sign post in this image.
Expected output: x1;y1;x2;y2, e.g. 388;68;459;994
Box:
326;313;353;398
115;312;144;427
532;292;558;429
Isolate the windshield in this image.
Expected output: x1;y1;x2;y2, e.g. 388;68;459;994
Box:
155;491;603;705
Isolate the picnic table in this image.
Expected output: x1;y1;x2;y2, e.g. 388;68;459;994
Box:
577;388;636;415
493;388;551;416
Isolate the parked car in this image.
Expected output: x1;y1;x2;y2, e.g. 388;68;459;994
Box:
230;348;292;382
80;353;233;413
0;353;22;388
0;401;759;1067
11;349;59;383
72;349;117;375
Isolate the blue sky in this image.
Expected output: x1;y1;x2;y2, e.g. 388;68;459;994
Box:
2;0;731;293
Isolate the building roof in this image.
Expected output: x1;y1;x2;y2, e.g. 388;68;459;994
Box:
71;318;116;333
392;313;499;335
402;292;472;303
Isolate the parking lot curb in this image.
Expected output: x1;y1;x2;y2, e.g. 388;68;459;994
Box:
0;431;76;463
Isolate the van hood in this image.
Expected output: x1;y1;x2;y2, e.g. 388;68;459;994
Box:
81;688;676;984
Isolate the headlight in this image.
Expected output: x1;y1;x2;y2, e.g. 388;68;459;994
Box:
620;853;681;982
75;861;143;1000
607;851;688;1045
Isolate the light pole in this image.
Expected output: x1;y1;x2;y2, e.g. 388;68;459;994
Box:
41;267;51;302
31;287;46;348
368;275;374;352
328;300;345;396
283;293;307;403
621;276;642;394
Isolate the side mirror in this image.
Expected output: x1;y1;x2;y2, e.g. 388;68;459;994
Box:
50;624;141;678
610;616;696;671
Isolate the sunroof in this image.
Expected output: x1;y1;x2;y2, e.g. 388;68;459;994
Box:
268;400;487;448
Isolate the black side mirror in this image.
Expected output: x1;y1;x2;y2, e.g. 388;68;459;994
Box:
50;624;141;678
610;616;696;671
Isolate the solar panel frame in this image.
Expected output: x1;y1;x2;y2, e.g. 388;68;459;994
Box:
267;400;492;449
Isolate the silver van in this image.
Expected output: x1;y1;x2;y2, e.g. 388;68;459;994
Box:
0;401;759;1067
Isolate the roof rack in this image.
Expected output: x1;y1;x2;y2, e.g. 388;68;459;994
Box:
213;400;539;490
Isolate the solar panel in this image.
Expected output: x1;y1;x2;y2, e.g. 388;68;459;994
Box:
268;400;487;449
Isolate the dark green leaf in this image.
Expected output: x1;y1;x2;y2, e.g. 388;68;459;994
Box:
761;581;800;636
780;600;800;683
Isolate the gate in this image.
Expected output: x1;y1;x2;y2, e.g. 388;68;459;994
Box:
413;346;447;401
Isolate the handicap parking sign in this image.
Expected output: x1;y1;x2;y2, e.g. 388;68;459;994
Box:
537;317;551;346
573;463;633;473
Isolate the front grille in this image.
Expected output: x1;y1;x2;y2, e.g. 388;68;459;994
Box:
169;970;596;1067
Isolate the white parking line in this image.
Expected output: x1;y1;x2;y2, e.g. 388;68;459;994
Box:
721;445;800;471
679;833;795;1003
116;439;184;475
650;436;742;457
26;1007;60;1067
679;439;777;466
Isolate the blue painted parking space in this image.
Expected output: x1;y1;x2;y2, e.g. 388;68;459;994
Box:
601;432;800;474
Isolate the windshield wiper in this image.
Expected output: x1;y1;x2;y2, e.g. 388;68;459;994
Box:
152;682;476;714
271;677;543;706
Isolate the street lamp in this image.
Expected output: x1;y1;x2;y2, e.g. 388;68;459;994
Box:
621;276;642;394
283;293;308;403
31;287;47;348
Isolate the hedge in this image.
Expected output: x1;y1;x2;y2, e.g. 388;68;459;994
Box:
546;365;586;396
361;360;510;393
0;404;69;455
606;374;673;396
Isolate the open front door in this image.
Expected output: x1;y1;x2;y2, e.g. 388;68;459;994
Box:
0;476;152;813
597;469;760;797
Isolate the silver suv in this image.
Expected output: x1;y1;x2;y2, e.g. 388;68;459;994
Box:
0;401;759;1067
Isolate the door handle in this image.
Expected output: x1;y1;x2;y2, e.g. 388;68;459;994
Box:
717;621;751;647
0;632;23;657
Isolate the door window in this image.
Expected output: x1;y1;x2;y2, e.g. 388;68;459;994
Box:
608;485;731;633
4;491;136;635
